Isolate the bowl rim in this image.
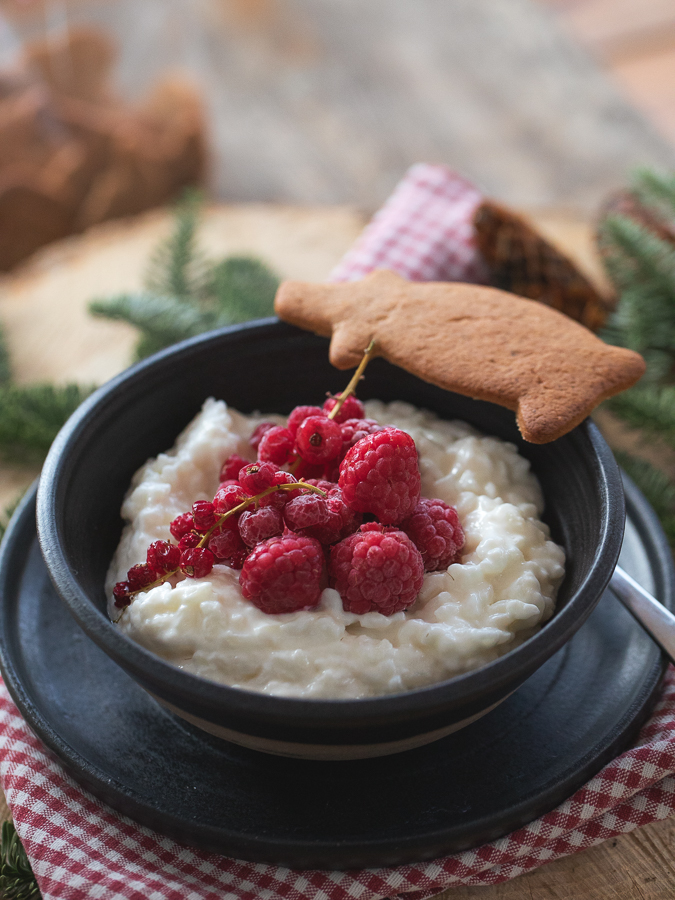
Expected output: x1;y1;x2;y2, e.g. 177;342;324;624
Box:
36;318;625;723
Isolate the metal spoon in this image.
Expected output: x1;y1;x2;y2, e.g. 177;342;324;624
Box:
610;565;675;664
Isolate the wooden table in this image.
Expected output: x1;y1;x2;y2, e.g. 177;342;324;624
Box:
0;203;673;899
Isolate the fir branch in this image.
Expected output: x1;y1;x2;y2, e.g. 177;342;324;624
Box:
599;213;675;381
631;168;675;227
210;256;278;324
144;189;208;301
89;198;280;359
89;294;217;361
605;385;675;449
0;821;40;899
612;448;675;546
0;384;93;463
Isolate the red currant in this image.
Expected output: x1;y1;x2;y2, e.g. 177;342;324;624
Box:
287;405;324;436
295;416;342;464
324;394;365;423
180;547;215;578
238;462;278;495
219;453;250;483
192;500;216;533
170;512;194;541
258;426;294;465
127;563;158;592
146;540;180;574
208;521;246;561
213;483;250;516
113;581;132;608
250;421;275;451
178;532;200;551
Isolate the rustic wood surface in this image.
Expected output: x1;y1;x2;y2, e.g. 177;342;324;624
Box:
0;203;672;896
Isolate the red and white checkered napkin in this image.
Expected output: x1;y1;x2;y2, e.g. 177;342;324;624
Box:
1;162;674;899
1;668;675;900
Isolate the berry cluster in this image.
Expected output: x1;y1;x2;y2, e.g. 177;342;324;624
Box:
113;342;465;619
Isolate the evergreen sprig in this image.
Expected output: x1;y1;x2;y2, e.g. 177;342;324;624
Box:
0;384;93;464
90;193;280;360
612;450;675;546
598;167;675;545
0;821;40;899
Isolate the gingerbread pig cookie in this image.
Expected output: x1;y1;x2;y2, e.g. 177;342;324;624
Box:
274;269;645;444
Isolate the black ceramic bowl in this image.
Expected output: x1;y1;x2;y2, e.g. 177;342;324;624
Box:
37;319;625;760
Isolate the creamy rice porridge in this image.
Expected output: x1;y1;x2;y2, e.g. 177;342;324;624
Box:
107;399;565;699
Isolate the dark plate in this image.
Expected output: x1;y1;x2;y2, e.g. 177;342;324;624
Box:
0;476;672;870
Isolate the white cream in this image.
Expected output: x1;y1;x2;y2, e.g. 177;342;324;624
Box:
108;399;565;699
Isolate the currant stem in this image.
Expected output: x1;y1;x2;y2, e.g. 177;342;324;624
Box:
327;339;376;421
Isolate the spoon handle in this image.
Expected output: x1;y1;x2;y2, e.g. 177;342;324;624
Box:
610;565;675;664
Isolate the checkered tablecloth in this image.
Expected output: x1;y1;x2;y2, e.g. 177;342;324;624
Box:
1;164;674;900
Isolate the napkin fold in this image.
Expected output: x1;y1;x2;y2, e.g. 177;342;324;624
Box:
1;163;674;900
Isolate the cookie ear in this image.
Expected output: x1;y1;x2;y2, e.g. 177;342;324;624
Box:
328;321;373;370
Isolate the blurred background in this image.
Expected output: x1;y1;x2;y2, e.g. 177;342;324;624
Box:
0;0;673;256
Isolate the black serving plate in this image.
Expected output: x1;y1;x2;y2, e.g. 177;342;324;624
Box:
0;476;671;870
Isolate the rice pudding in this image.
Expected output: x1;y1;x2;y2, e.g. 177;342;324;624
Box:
107;399;565;699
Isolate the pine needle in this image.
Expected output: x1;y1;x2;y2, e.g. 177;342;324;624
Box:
612;449;675;546
144;189;208;301
89;294;216;361
210;256;278;323
0;384;93;463
88;196;280;360
606;385;675;449
0;821;40;899
631;168;675;227
599;213;675;382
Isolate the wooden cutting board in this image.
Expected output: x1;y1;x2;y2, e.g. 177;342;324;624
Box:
0;203;669;899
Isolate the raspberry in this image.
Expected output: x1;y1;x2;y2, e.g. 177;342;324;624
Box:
208;520;246;561
228;547;249;570
219;453;250;483
192;500;216;532
329;524;424;615
290;487;361;545
324;394;365;423
127;563;158;592
339;418;384;458
238;462;278;495
287;405;324;436
240;534;324;614
303;478;338;493
258;426;294;465
250;421;275;451
401;498;465;571
239;506;284;547
213;482;250;516
180;546;215;578
283;493;329;533
295;416;342;464
338;427;421;525
179;532;200;551
170;512;195;541
146;540;180;574
113;581;132;608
